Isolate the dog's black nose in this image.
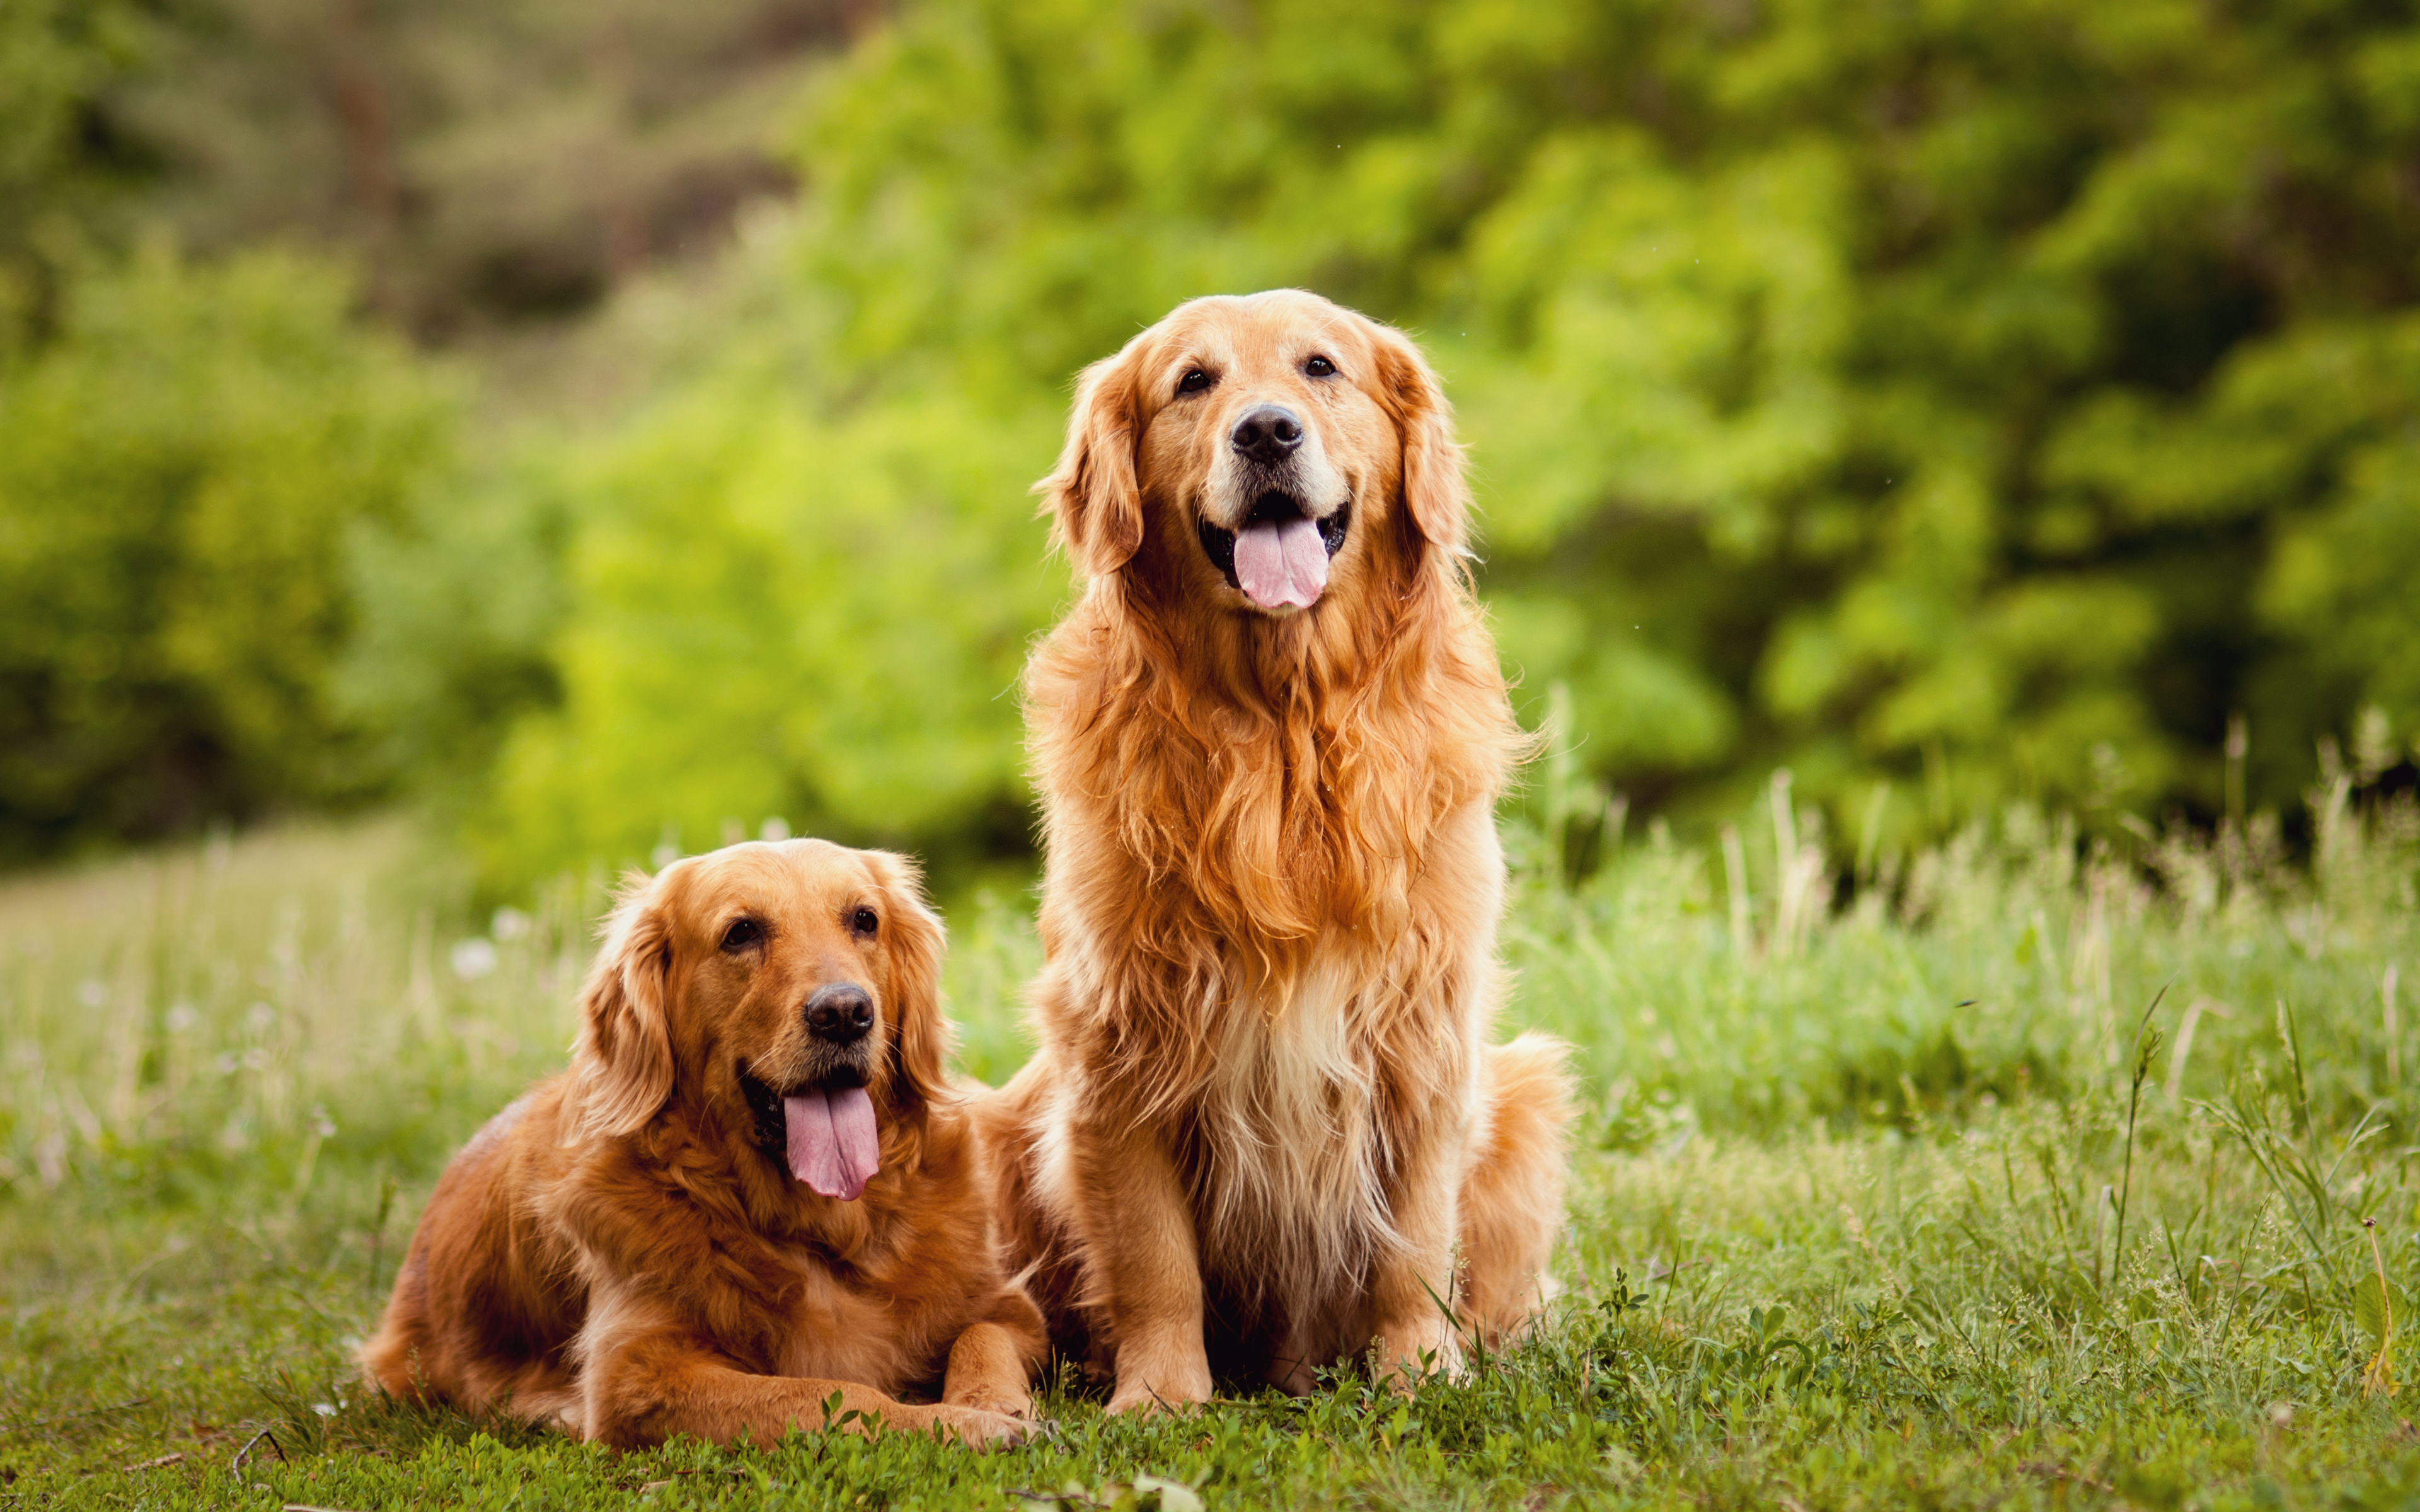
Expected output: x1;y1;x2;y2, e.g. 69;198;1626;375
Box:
1230;404;1303;464
804;983;873;1043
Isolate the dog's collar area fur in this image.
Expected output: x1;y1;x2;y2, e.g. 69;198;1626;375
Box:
1196;494;1351;592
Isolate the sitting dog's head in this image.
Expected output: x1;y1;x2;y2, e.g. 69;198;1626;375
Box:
1040;288;1469;617
562;839;949;1201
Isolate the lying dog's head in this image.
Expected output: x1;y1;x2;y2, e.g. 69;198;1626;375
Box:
1040;289;1469;616
562;839;948;1201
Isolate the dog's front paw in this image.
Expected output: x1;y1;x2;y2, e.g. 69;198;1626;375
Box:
944;1388;1033;1421
1105;1341;1213;1416
926;1404;1031;1449
1105;1380;1211;1417
1372;1320;1467;1390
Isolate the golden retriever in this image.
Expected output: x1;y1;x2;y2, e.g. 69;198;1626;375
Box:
361;839;1045;1448
984;289;1575;1412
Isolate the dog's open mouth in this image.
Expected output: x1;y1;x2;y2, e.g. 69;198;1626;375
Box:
1198;492;1350;611
740;1067;879;1202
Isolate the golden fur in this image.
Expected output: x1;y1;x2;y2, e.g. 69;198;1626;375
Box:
984;289;1576;1411
361;840;1045;1448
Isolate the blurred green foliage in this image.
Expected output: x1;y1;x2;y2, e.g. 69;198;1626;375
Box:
0;248;452;861
477;358;1063;880
487;0;2420;883
0;0;841;864
0;0;146;352
8;0;2420;882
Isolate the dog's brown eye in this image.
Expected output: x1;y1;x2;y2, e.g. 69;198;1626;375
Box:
720;917;763;952
1177;369;1213;396
1303;355;1336;378
850;907;879;937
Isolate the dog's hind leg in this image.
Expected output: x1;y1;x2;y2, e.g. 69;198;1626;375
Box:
1455;1033;1576;1346
973;1063;1098;1367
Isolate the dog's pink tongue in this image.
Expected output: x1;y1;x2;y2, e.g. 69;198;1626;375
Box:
784;1086;881;1201
1233;515;1329;610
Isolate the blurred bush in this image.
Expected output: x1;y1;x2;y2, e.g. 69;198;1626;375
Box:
0;248;454;862
339;447;570;799
475;339;1063;880
0;0;148;354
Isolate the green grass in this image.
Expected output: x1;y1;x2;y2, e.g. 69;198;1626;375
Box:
4;789;2419;1509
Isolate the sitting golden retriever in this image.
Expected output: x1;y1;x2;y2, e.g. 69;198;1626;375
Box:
984;289;1575;1412
361;839;1044;1448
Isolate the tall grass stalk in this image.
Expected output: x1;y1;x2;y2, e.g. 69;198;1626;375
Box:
2107;986;2168;1293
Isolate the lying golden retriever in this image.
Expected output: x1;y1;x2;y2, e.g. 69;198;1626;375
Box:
361;839;1044;1448
985;289;1575;1411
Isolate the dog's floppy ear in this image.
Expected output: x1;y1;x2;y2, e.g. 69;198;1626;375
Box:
866;850;952;1109
1037;336;1148;578
563;868;678;1142
1368;321;1470;556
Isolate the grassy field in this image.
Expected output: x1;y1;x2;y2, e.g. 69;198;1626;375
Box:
4;786;2419;1509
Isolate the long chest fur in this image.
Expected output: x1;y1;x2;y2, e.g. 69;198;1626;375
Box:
1173;953;1473;1310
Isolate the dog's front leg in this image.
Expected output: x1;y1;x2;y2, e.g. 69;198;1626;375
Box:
1064;1111;1213;1414
579;1286;1027;1450
1365;1123;1468;1387
584;1337;1025;1450
940;1286;1049;1419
